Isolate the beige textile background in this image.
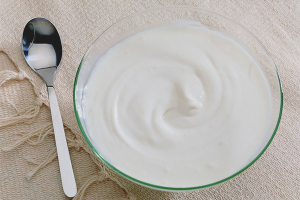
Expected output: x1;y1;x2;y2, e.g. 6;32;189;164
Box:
0;0;299;199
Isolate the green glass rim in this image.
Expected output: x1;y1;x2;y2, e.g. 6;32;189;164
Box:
73;6;283;191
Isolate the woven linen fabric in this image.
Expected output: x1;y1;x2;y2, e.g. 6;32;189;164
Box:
0;0;299;199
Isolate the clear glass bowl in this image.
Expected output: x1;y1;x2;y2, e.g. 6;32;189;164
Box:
73;6;283;191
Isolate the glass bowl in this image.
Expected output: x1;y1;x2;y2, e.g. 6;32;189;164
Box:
73;6;283;191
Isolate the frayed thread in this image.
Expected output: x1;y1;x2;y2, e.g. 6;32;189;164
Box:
2;122;55;180
67;137;84;151
2;122;84;180
0;101;42;128
0;70;26;86
106;171;137;200
25;148;57;180
23;137;84;180
73;173;109;200
0;51;45;128
73;170;136;200
2;123;53;151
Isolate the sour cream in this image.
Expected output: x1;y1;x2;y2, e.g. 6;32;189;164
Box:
83;22;271;187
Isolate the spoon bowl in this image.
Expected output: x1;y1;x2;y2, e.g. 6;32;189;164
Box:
22;18;62;86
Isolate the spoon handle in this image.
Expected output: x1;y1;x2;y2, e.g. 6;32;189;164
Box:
47;86;77;197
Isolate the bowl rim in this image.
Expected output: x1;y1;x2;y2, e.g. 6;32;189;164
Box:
73;5;283;191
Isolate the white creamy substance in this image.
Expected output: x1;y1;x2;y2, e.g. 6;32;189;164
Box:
83;23;271;187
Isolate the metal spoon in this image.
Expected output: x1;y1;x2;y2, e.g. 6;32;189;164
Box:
22;18;77;197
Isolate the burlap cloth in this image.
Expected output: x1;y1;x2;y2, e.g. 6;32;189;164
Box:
0;0;299;199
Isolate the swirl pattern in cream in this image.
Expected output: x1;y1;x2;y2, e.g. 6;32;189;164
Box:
83;22;271;187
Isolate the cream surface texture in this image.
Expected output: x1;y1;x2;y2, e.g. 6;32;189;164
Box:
82;23;271;187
